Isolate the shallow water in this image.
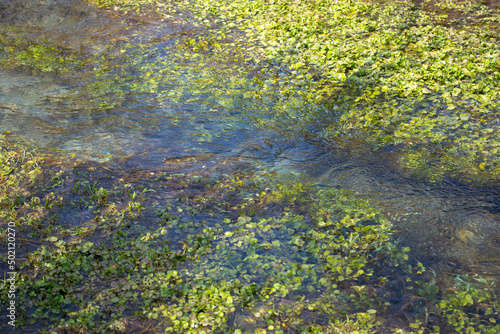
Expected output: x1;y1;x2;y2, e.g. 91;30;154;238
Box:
1;0;499;285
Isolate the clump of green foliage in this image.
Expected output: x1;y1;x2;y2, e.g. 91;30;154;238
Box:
163;0;500;181
0;135;44;223
0;27;83;74
1;138;498;333
81;0;500;182
90;0;160;13
2;0;499;182
434;276;499;333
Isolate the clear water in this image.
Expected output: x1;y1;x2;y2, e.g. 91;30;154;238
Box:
1;0;499;283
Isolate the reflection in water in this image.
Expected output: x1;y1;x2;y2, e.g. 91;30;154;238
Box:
0;0;499;284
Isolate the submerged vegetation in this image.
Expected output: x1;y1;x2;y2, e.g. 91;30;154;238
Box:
1;0;500;332
1;137;499;333
171;0;500;181
1;0;498;180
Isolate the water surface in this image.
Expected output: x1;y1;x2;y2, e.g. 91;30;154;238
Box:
1;0;499;284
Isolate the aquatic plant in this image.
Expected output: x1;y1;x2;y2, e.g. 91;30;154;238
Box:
83;0;500;182
0;28;84;74
4;0;497;181
1;1;500;332
165;0;500;181
1;138;498;333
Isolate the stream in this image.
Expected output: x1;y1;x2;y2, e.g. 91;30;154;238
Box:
1;0;499;295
